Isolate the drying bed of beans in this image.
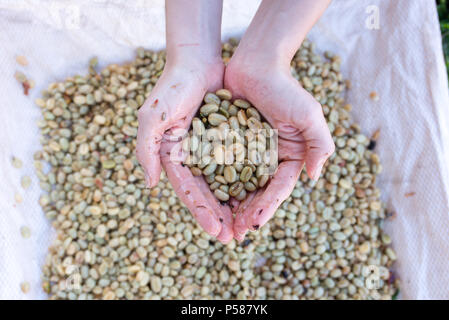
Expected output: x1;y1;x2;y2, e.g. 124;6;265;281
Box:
36;38;399;299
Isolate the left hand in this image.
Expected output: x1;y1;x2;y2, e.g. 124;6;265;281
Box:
137;57;234;244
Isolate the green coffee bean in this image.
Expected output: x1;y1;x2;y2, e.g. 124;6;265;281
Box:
203;160;217;175
244;181;257;192
215;175;227;184
229;116;239;130
229;181;244;197
227;130;244;146
235;188;247;201
262;122;274;137
185;154;199;167
200;104;219;116
204;93;221;105
191;167;202;176
220;100;231;110
245;130;256;142
192;118;205;135
198;156;212;169
250;176;258;186
224;166;237;183
208;113;227;126
215;164;225;175
12;156;23;169
240;166;253;182
247;117;263;130
184;154;194;166
234;99;251;109
218;122;230;137
233;162;243;172
224;150;234;165
232;143;245;157
219;108;230;118
216;89;232;100
246;107;261;120
263;149;278;167
201;142;212;157
228;104;238;116
182;137;191;152
244;159;256;172
214;189;229;201
256;165;268;178
258;175;269;188
213;145;225;164
237;110;248;126
248;150;262;165
206;128;222;142
205;174;215;184
209;181;221;190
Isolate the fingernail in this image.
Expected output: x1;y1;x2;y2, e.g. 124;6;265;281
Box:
233;228;246;242
235;233;246;242
312;160;326;181
144;172;152;187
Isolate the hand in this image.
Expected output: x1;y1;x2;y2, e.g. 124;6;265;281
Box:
224;56;335;241
137;58;234;243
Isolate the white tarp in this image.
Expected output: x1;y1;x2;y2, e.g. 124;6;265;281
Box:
0;0;448;300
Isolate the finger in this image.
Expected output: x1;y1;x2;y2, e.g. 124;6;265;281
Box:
278;138;306;162
196;180;233;244
291;97;334;181
236;160;304;235
229;198;240;214
160;142;233;241
161;150;221;237
233;191;258;242
189;163;233;243
137;105;165;188
163;127;233;243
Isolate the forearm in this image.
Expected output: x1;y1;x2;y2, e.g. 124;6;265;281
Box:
233;0;331;68
165;0;223;67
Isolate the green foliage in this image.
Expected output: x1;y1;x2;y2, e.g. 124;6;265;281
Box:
437;0;449;77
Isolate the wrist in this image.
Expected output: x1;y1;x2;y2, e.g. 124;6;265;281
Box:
167;50;223;73
167;42;222;66
228;45;291;77
163;51;224;91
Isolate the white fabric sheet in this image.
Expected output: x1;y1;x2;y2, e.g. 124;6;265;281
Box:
0;0;448;300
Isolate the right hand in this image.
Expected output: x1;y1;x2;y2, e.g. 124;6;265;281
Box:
224;52;335;241
136;57;234;243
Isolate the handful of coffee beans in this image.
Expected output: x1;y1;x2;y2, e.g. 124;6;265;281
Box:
182;89;278;202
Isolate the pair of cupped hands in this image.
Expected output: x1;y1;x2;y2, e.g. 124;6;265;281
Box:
136;52;335;244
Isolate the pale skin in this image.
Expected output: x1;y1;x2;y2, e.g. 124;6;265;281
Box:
137;0;334;243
